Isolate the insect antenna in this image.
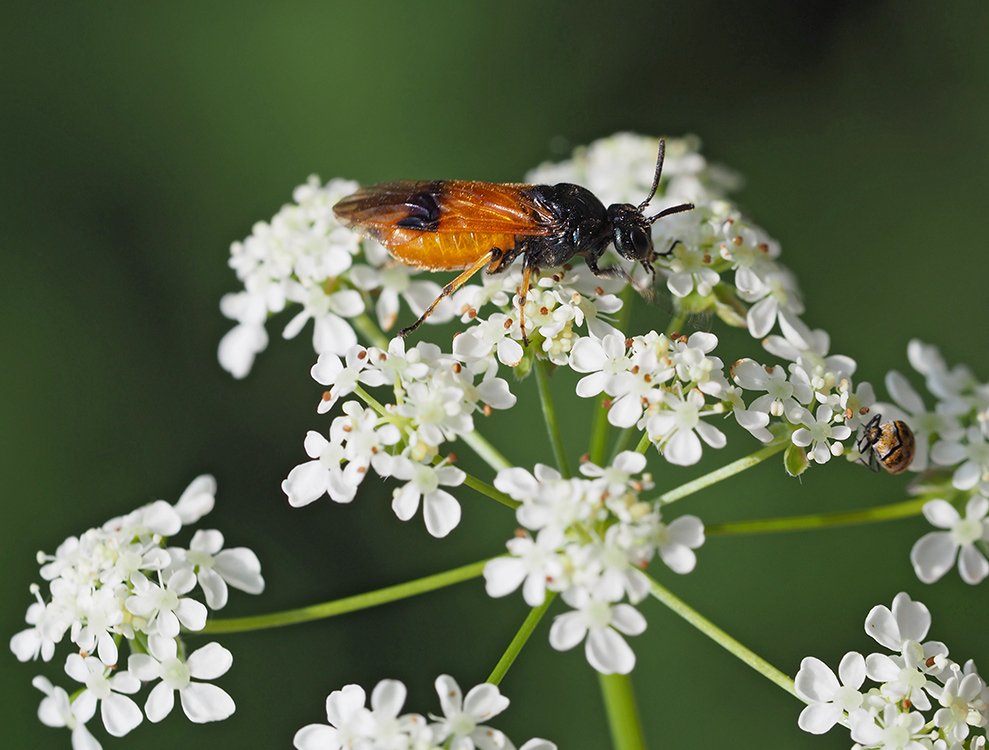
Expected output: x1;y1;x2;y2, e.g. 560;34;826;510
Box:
637;139;667;212
648;202;695;224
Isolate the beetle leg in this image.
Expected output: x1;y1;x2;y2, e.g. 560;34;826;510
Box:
399;250;497;338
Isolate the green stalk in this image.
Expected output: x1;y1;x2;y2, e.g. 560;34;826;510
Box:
353;384;389;418
654;440;787;506
608;427;635;462
598;673;647;750
647;574;797;698
200;559;487;635
460;470;520;510
460;429;513;472
589;396;611;465
534;358;572;477
352;312;391;349
706;496;929;536
665;311;688;337
634;432;651;454
486;593;556;686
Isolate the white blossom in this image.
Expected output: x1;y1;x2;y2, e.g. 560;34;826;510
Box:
128;637;236;724
911;497;989;585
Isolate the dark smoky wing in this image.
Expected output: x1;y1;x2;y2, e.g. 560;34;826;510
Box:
333;180;556;236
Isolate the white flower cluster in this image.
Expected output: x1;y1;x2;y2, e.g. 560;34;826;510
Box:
294;674;555;750
484;453;704;674
796;592;987;750
873;340;989;585
566;315;872;470
10;476;265;748
218;177;454;379
282;340;516;537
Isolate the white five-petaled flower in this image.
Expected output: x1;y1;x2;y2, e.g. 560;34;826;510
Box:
791;405;851;464
63;653;143;738
484;527;565;606
387;458;466;538
932;426;989;492
548;588;647;674
794;652;867;734
33;675;101;750
173;529;266;610
654;515;705;574
911;496;989;585
430;675;511;750
293;683;375;750
849;703;931;750
731;357;812;420
128;637;235;724
645;388;726;466
281;430;358;507
125;569;208;639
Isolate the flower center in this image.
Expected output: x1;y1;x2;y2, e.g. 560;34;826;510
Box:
449;711;477;737
585;599;613;629
160;657;191;689
953;518;983;546
834;685;862;712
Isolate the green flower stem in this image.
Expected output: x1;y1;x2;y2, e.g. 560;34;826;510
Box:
634;431;651;454
608;426;636;462
353;384;388;418
653;440;787;506
647;574;798;698
352;312;391;349
534;358;572;477
589;395;611;465
486;593;556;686
665;311;688;337
598;673;647;750
705;496;929;537
460;429;513;473
200;559;488;635
460;469;520;511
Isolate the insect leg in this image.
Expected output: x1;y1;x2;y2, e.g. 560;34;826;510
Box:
517;259;538;347
655;239;682;258
586;255;653;300
399;250;497;338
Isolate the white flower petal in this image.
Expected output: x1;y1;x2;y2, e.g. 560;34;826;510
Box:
101;693;142;737
179;682;236;723
585;628;635;674
794;657;839;703
798;702;843;735
463;683;509;721
145;682;175;723
423;490;462;538
187;643;233;681
548;611;587;651
911;532;957;583
958;544;989;585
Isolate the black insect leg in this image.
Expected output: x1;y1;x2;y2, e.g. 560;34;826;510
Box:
655;239;682;257
586;255;652;300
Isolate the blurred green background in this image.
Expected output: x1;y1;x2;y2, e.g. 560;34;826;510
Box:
4;2;989;748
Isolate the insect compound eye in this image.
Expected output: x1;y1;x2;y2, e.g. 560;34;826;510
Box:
630;226;651;258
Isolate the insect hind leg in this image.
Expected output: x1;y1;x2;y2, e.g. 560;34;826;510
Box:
399;250;497;338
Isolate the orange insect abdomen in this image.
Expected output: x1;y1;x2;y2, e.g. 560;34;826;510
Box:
383;229;519;270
